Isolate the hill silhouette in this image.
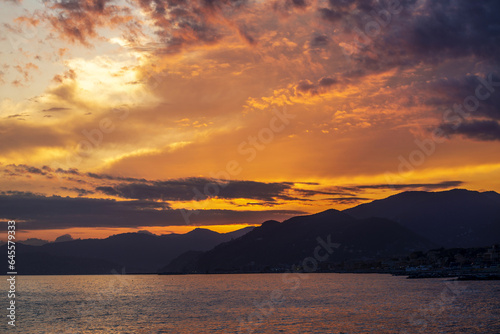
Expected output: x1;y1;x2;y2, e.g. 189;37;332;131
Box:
161;209;434;273
345;189;500;247
10;227;254;274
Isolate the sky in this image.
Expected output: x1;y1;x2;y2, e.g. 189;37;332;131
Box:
1;0;500;241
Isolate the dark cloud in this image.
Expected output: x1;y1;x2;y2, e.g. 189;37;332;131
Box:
60;187;95;197
128;0;250;53
295;181;464;200
429;73;500;120
39;0;140;46
317;0;500;144
318;0;373;24
272;0;312;17
354;181;465;191
237;25;256;45
310;34;329;47
296;80;316;93
289;0;308;8
0;192;303;230
316;0;500;81
404;0;500;62
318;76;337;87
96;178;298;202
41;107;72;112
3;164;466;205
86;172;147;182
294;188;355;197
5;113;28;120
439;120;500;141
429;72;500;141
7;164;50;176
55;167;80;175
295;76;338;95
318;7;342;22
2;165;312;202
33;0;499;63
6;165;147;182
326;197;370;204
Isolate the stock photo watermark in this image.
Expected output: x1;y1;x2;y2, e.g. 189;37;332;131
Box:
236;235;341;334
340;0;404;61
52;65;169;182
402;280;469;333
5;220;17;327
385;69;500;185
180;106;296;224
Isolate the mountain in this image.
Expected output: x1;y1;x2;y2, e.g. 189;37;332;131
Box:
2;243;122;275
19;238;50;246
224;226;255;239
345;189;500;248
11;227;254;274
161;209;435;273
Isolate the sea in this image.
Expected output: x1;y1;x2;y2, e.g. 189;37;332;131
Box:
2;273;499;333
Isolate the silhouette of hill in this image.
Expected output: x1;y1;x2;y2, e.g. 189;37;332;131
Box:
19;238;50;246
162;209;435;273
345;189;500;247
2;243;122;275
10;227;254;274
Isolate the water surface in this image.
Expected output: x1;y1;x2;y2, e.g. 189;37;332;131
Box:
2;273;499;333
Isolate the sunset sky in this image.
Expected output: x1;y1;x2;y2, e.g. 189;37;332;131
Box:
1;0;500;241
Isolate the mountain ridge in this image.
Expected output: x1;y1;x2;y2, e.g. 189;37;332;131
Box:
161;209;435;273
13;226;255;274
345;189;500;247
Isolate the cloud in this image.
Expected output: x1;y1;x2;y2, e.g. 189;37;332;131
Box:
402;0;500;62
318;0;500;81
326;197;370;204
60;187;95;197
133;0;256;52
303;181;465;198
338;181;464;192
12;63;38;83
272;0;311;16
431;73;500;119
40;0;139;46
3;163;419;205
310;34;329;47
429;72;500;141
41;107;72;112
7;164;50;176
294;188;355;197
439;121;500;141
294;76;338;96
5;113;28;120
3;164;149;185
33;0;254;52
0;123;67;155
86;172;147;182
318;7;342;23
2;0;498;210
55;167;80;175
96;178;299;202
0;192;303;230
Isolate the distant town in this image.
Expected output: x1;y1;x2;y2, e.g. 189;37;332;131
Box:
293;245;500;280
